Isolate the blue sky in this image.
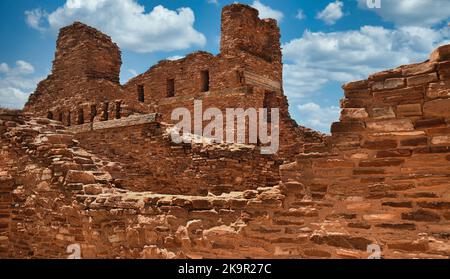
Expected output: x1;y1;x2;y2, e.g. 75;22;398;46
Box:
1;0;449;132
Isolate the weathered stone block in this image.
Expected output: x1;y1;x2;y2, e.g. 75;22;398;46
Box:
375;223;416;230
372;78;405;91
382;201;412;208
340;108;369;120
363;214;396;221
310;233;372;251
423;99;450;118
342;79;369;90
396;104;422;117
359;158;404;167
353;168;385;175
331;121;366;133
388;241;429;252
438;61;450;79
427;82;450;99
376;149;412;158
426;127;450;135
402;62;436;76
43;134;74;145
191;199;212;210
400;137;428;147
313;159;354;168
430;44;450;62
366;119;414;132
417;201;450;210
431;135;450;145
369;68;402;81
415;118;446;129
373;86;424;105
407;73;438;86
344;89;372;99
340;98;369;108
362;139;398;149
83;184;103;195
401;209;441;222
372;107;396;119
65;170;96;184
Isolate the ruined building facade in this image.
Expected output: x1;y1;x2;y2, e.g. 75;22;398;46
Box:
1;4;449;258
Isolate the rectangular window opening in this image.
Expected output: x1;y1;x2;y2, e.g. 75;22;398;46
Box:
102;102;109;121
115;102;121;119
138;85;145;102
167;79;175;97
200;70;210;92
90;105;97;123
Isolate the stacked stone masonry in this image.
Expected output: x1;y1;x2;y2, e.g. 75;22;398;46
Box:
0;4;449;258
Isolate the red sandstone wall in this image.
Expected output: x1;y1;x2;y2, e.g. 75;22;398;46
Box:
123;4;283;106
23;4;321;162
74;121;281;195
277;45;450;258
5;4;449;260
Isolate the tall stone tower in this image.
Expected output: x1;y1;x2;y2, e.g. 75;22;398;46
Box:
220;4;283;82
24;22;123;118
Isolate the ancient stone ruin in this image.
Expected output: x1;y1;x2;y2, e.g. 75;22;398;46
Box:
1;4;449;258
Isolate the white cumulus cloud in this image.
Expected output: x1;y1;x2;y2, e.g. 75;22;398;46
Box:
251;1;284;22
297;103;340;132
316;0;344;25
25;0;206;53
0;61;42;109
282;24;450;132
166;55;185;61
283;25;449;98
25;8;48;32
357;0;450;27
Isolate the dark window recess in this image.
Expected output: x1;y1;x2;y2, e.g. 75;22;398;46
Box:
90;105;97;122
237;70;245;85
263;91;277;123
138;85;145;102
77;109;84;125
47;111;53;120
200;70;210;92
58;112;63;122
102;102;109;121
167;79;175;97
115;102;121;119
67;112;71;126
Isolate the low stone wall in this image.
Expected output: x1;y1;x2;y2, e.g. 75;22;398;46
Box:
74;120;281;195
